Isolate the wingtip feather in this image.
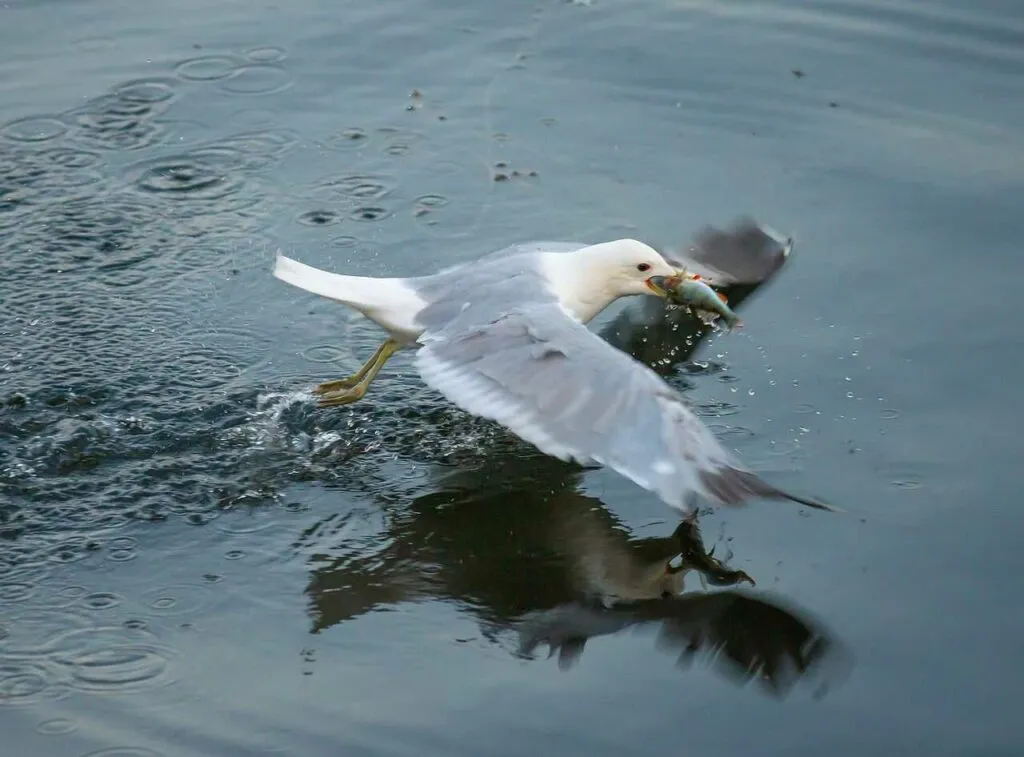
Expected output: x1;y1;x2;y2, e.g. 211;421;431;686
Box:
701;467;840;513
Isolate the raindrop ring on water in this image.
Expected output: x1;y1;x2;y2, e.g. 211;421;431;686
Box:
297;209;341;226
1;116;68;142
218;65;293;95
245;46;287;63
113;78;176;104
301;345;347;363
35;717;78;735
350;206;390;222
175;55;242;81
138;583;211;617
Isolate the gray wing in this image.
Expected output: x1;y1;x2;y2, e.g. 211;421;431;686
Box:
664;217;793;286
414;299;830;514
478;241;588;261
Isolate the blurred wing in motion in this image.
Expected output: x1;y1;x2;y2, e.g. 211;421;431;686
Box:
664;216;794;288
516;591;853;699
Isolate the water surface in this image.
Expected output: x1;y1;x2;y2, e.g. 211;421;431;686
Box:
2;0;1023;755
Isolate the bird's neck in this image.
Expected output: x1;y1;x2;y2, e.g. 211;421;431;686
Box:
539;247;623;323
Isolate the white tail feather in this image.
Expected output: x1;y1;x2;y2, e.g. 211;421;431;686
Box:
271;253;426;339
273;253;366;304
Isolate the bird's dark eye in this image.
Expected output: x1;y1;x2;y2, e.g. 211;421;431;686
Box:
637;263;651;272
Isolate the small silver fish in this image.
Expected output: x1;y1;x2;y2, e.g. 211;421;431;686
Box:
655;275;743;329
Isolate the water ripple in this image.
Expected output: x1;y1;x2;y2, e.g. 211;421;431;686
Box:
0;582;36;604
82;747;165;757
245;46;288;63
1;116;68;143
0;607;93;659
323;127;369;150
68;87;170;151
112;78;176;105
218;65;293;95
298;209;342;226
0;660;69;706
49;625;177;694
128;148;247;201
36;717;78;735
350;206;391;222
321;173;394;200
209;129;300;168
139;583;212;617
175;55;243;81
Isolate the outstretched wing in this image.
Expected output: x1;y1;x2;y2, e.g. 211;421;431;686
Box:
414;300;829;514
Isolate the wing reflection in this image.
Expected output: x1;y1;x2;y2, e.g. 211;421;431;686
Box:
295;219;849;698
516;590;848;700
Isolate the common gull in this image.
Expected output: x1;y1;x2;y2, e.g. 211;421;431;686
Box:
272;237;831;516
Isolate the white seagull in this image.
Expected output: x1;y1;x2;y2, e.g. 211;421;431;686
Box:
272;238;832;516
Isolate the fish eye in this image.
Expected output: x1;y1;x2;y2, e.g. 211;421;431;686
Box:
636;263;651;272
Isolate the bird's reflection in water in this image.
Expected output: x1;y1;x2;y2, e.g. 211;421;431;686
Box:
295;220;851;699
516;513;849;700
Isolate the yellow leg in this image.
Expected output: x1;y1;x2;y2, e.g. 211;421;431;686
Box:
315;338;400;408
314;339;393;395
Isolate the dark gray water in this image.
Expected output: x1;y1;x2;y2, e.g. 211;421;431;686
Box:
2;0;1023;754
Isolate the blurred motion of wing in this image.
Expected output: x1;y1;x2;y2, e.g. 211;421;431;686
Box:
600;217;795;370
669;216;794;288
516;590;851;700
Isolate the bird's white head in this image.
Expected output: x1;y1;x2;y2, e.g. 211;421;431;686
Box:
542;238;682;323
591;238;681;298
